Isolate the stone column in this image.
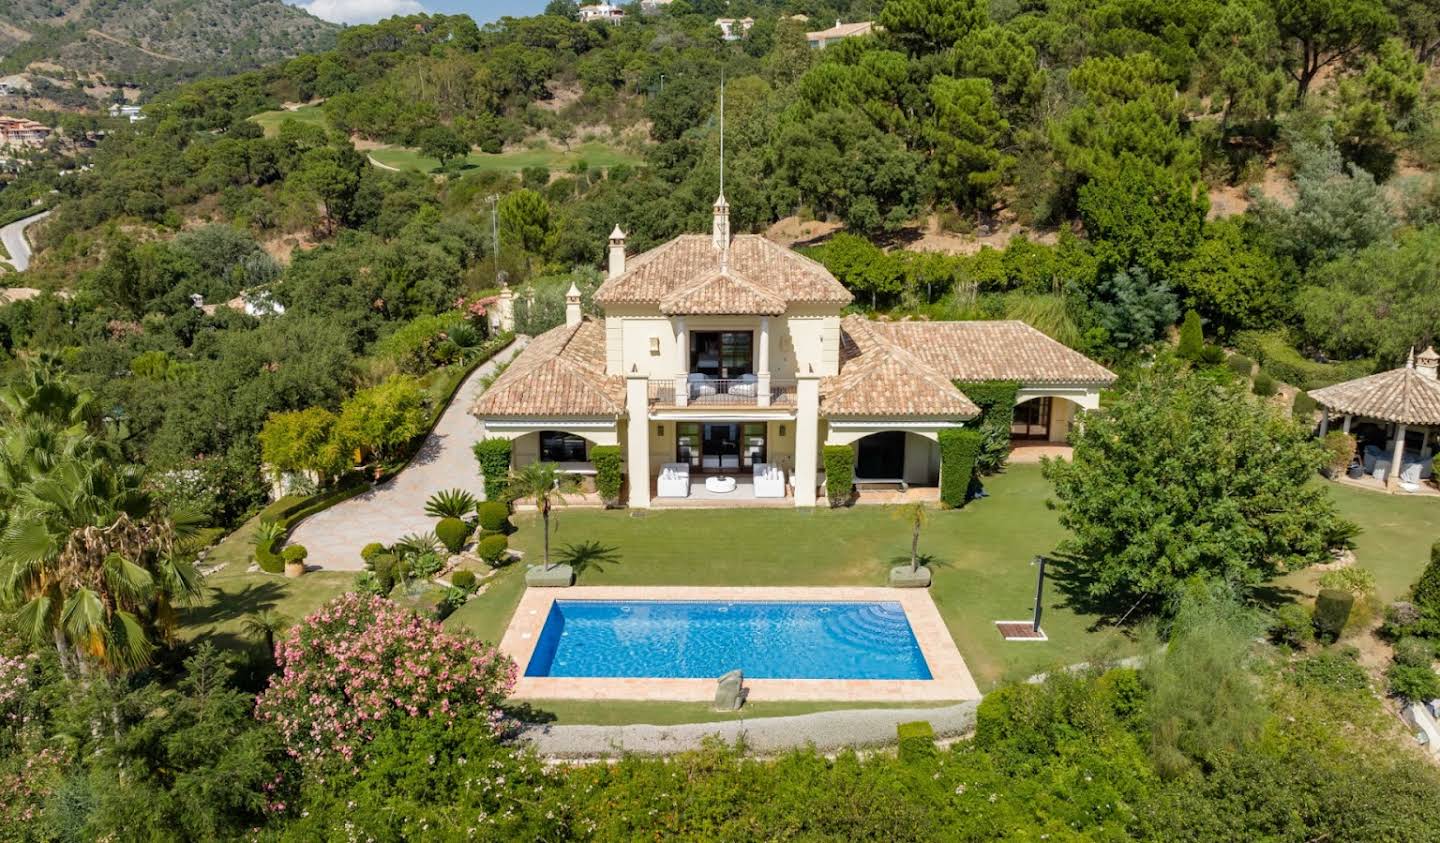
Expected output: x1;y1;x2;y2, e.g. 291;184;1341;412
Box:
626;375;652;507
757;316;772;407
1342;414;1352;434
793;376;820;507
1389;423;1408;489
674;317;687;407
1318;411;1329;437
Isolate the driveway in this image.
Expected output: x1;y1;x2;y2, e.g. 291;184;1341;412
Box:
289;338;527;570
0;210;50;272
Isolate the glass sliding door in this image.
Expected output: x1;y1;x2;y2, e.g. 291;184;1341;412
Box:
676;423;701;470
676;422;768;472
1011;398;1051;440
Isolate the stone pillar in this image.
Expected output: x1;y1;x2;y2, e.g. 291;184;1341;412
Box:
496;286;515;332
1389;423;1408;489
674;317;687;407
626;375;651;507
757;316;771;407
793;376;820;507
1318;411;1329;437
1342;414;1352;434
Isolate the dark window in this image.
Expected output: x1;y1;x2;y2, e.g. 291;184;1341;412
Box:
1011;398;1050;440
690;331;753;377
856;431;905;479
539;431;587;462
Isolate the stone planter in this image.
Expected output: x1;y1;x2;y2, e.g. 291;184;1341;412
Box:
525;563;575;587
889;566;932;588
284;561;306;579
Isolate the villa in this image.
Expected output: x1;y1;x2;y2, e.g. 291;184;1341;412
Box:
806;20;877;49
472;197;1115;507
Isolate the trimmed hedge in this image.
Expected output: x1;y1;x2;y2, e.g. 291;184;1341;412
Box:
255;530;284;574
451;569;478;591
1313;588;1355;642
361;542;386;563
1234;331;1374;390
938;428;984;508
897;721;936;763
591;445;623;507
823;445;854;507
476;500;510;534
436;517;469;553
1178;310;1203;360
478;534;508;566
282;544;308;563
473;438;513;501
373;554;398;593
958;380;1019;473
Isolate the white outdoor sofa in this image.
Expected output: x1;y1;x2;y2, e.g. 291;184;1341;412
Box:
753;462;786;498
658;462;690;498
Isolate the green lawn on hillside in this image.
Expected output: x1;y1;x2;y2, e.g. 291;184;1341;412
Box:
367;141;642;175
249;104;327;138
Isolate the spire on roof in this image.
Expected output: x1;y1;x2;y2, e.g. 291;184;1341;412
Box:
713;72;731;254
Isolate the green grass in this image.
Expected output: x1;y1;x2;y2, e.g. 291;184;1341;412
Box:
249;104;327;138
367;141;642;175
450;465;1133;692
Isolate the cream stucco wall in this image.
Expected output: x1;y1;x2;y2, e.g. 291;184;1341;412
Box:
601;305;843;380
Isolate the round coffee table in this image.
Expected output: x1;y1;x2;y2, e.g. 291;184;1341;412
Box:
704;475;737;494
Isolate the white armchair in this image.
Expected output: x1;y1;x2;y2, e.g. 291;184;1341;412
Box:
753;462;785;498
658;462;690;498
728;373;759;397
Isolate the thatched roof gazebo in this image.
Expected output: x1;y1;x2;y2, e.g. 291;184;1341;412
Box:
1308;347;1440;489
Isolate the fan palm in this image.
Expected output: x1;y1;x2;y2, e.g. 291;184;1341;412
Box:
424;488;479;520
506;461;580;571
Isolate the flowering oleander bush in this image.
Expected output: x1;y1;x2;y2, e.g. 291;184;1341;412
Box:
255;593;515;765
0;652;39;729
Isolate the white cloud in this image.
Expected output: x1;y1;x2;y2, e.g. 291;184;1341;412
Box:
297;0;426;24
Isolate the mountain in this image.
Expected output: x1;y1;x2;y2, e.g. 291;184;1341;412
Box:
0;0;338;95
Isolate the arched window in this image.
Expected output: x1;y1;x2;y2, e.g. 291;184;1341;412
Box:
539;431;588;462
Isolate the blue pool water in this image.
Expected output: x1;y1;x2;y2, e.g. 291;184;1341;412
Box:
524;600;932;680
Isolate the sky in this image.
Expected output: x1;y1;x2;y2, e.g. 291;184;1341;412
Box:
293;0;550;26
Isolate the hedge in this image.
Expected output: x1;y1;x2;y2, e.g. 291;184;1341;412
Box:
436;517;469;553
938;428;984;508
897;721;936;763
473;438;513;501
1234;331;1374;390
958;380;1019;473
591;445;623;507
451;569;477;591
1313;589;1355;642
476;500;510;533
477;534;509;566
823;445;854;507
254;478;372;573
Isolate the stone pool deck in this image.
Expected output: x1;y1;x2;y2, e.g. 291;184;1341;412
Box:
500;586;981;703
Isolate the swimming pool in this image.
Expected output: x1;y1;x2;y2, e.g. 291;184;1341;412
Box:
524;600;933;680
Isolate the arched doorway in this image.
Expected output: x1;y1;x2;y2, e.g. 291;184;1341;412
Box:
852;431;940;486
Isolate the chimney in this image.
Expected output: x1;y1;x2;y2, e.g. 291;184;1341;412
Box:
608;225;626;279
1419;346;1440;379
712;194;730;252
496;283;515;333
565;282;583;328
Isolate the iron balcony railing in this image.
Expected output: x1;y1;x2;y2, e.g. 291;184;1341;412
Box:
649;376;797;407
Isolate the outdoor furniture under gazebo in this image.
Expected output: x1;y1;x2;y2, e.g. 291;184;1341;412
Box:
1308;347;1440;491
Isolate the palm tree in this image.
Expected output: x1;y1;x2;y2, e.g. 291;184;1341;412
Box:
424;488;479;520
506;461;579;571
895;503;929;573
241;610;290;659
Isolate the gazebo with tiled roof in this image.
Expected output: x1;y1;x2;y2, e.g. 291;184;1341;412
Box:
1308;347;1440;488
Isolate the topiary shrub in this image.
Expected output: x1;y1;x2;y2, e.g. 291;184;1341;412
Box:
1319;431;1355;477
1394;636;1435;669
1387;662;1440;702
477;534;509;566
823;445;854;507
1270;603;1313;649
252;520;287;574
1411;541;1440;612
361;542;386;564
282;544;309;564
896;720;936;763
1292;390;1318;419
472;438;513;501
1313;588;1355;642
435;517;469;554
1227;354;1254;377
476;500;510;534
591;445;623;507
1252;372;1277;397
372;554;398;594
451;569;477;591
938;428;984;508
1177;309;1203;360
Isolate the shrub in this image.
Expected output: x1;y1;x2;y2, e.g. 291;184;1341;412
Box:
1270;603;1314;649
1394;637;1435;669
1319;431;1356;476
282;544;309;564
958;380;1019;473
1234;330;1375;390
252;520;286;574
823;445;855;507
1252;372;1277;397
435;517;469;554
1412;541;1440;612
1198;345;1226;366
1387;662;1440;702
1383;601;1424;639
1292;390;1318;418
425;488;479;519
1318;566;1376;598
473;439;513;500
1313;589;1355;642
409;551;444;580
478;534;509;566
361;542;387;564
372;554;398;593
591;445;623;506
451;569;478;591
476;500;510;534
1226;354;1254;377
896;721;935;762
938;428;984;508
1290;649;1369;691
1178;309;1203;360
255;593;516;764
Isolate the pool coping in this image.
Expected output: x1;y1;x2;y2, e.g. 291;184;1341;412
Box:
499;586;981;703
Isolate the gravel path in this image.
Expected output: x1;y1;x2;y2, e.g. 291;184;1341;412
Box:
288;339;527;570
518;701;980;759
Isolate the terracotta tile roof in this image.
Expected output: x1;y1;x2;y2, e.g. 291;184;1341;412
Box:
658;272;787;315
471;319;624;418
861;319;1117;385
1309;363;1440;426
823;318;981;418
596;235;852;310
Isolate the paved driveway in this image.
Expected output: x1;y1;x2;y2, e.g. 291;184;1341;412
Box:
289;339;527;570
1;210;50;272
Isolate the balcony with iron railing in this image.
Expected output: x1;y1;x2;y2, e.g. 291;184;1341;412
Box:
648;374;797;408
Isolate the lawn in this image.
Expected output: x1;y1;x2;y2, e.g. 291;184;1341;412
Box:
366;141;642;175
249;104;327;138
448;465;1134;693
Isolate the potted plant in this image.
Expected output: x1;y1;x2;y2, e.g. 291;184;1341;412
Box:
282;544;309;578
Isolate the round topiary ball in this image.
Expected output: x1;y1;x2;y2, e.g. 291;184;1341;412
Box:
435;517;469;554
282;544;308;563
452;569;477;591
361;542;386;564
477;534;508;566
476;501;510;534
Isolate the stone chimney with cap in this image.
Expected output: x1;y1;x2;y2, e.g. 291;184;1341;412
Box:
712;194;730;253
1418;346;1439;379
608;225;626;279
565;281;583;328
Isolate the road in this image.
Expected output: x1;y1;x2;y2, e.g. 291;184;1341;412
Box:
0;210;51;272
287;338;528;570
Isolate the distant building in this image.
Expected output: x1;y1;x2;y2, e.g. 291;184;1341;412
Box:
107;104;145;122
639;0;672;13
806;20;876;49
0;117;50;150
715;17;755;41
578;3;625;22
